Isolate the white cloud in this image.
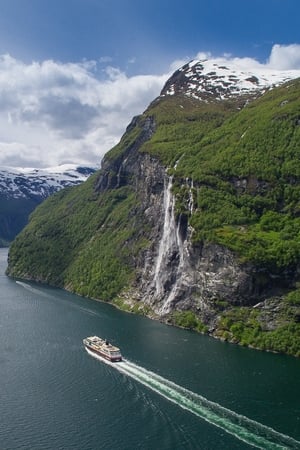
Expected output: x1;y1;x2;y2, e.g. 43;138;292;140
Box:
0;44;299;169
0;54;169;168
195;52;264;72
267;44;300;69
169;58;190;72
196;43;300;71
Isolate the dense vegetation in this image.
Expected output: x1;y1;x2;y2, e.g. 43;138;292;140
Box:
214;293;300;357
0;197;39;246
8;175;139;300
141;80;300;271
7;78;300;356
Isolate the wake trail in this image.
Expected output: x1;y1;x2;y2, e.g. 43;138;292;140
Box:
87;350;300;450
15;281;99;316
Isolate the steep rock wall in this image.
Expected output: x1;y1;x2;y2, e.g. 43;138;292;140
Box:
130;170;269;323
93;116;275;326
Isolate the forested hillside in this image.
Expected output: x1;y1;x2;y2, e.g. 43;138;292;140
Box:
7;65;300;356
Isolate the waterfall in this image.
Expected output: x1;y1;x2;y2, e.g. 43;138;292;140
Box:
153;175;185;314
159;215;185;314
187;178;194;215
153;176;177;294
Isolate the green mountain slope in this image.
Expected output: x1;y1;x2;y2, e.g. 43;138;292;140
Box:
0;196;39;246
7;78;300;356
8;177;139;300
145;81;300;271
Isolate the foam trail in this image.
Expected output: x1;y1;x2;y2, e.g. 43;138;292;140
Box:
15;281;99;316
15;281;50;297
86;350;300;450
16;280;33;289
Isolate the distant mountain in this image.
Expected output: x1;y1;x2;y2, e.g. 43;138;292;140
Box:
7;59;300;356
0;164;96;245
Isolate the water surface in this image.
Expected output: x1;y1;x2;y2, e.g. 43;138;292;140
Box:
1;248;299;449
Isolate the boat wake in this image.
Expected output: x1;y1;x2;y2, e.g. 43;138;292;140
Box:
87;350;300;450
15;281;100;317
16;280;33;289
15;280;51;297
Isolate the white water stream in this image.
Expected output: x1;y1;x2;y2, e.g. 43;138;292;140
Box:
152;175;185;313
153;176;176;294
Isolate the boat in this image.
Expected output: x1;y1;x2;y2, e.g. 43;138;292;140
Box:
83;336;122;362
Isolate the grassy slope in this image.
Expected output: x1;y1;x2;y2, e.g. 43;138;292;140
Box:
142;80;300;272
0;197;39;246
142;81;300;357
7;173;139;300
7;79;300;356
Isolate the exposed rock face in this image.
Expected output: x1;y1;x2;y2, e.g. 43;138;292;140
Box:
6;59;300;354
90;114;286;328
95;117;156;193
105;61;299;327
123;167;277;324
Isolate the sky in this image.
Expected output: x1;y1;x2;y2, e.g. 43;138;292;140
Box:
0;0;299;169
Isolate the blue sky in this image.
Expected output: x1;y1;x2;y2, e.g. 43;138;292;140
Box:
1;0;299;73
0;0;299;168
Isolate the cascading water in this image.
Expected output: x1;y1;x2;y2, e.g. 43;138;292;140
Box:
159;216;185;314
152;175;185;314
153;176;177;294
187;178;194;215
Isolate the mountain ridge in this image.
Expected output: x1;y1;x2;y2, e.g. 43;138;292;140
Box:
161;58;300;102
0;164;95;245
6;60;300;356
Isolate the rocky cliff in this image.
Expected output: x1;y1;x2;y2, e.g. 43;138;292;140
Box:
7;59;300;356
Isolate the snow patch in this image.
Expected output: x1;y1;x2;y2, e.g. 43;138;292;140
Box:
0;164;96;199
162;58;300;102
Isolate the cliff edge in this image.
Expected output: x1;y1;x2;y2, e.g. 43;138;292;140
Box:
7;60;300;356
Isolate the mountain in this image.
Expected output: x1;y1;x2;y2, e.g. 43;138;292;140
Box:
0;164;95;245
6;59;300;356
161;58;299;101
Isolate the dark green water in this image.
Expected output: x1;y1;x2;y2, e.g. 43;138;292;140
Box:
1;248;300;450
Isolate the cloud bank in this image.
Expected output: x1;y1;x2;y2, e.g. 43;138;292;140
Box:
0;44;299;169
0;55;168;168
268;44;300;69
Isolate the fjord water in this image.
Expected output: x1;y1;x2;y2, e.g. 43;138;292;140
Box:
1;249;300;450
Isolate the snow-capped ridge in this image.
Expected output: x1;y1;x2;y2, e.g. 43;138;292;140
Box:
0;164;96;199
161;58;300;102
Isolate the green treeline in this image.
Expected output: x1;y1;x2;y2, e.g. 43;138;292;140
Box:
141;80;300;271
7;78;300;356
8;177;138;300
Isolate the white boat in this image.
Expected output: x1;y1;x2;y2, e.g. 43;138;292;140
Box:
83;336;122;362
